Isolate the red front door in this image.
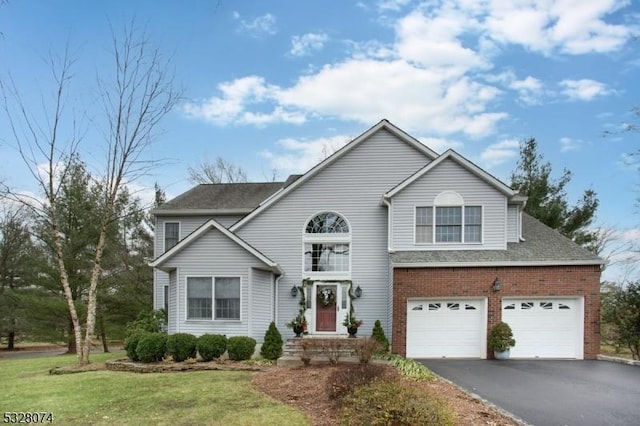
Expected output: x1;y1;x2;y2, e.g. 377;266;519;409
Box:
315;285;337;332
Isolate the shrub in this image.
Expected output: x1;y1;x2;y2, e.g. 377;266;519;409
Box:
166;333;198;362
135;332;167;363
371;319;390;352
227;336;256;361
327;364;390;400
355;338;382;364
197;334;228;361
340;379;456;425
260;322;283;360
126;310;166;336
488;321;516;352
124;331;146;361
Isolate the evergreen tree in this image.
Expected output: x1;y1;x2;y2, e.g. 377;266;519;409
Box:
260;321;283;360
371;320;389;353
510;138;599;251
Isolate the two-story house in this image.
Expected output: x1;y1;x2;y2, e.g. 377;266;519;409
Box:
151;120;602;359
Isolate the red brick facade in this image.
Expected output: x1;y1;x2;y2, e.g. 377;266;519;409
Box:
392;265;601;359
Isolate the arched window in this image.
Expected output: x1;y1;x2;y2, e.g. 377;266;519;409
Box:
304;212;350;273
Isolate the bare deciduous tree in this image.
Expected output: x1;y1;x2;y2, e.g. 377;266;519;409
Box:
1;23;180;365
188;156;248;184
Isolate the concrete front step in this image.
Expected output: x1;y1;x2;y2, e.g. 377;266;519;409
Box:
280;337;363;362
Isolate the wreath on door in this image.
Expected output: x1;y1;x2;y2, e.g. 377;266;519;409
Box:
317;287;336;307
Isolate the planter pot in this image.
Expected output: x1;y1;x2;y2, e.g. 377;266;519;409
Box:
494;349;511;360
293;325;304;337
347;326;358;338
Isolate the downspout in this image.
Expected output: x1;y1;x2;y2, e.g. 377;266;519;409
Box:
382;196;394;252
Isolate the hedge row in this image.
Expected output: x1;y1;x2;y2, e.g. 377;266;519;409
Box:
123;332;257;363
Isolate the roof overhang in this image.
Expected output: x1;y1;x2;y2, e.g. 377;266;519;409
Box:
150;218;282;275
391;259;604;268
151;208;254;217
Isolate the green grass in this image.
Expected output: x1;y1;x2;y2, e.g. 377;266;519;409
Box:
0;352;308;425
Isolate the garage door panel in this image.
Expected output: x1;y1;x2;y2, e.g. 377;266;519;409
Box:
407;298;486;359
502;298;582;359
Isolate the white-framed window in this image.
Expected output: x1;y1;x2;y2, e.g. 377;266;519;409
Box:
186;276;241;320
415;205;482;244
303;212;351;273
164;222;179;252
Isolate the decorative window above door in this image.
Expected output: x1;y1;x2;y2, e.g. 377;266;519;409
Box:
304;212;351;273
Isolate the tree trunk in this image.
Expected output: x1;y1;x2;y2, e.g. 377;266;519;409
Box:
7;330;15;350
99;313;109;353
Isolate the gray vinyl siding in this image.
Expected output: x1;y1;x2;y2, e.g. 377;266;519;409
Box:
250;268;274;341
507;204;519;243
161;226;272;337
236;129;431;340
153;214;245;311
391;159;507;250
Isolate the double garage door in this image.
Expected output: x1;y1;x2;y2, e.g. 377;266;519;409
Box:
406;297;583;359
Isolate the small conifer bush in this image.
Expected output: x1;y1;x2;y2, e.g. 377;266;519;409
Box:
197;334;228;361
166;333;198;362
227;336;257;361
371;319;390;352
260;322;284;360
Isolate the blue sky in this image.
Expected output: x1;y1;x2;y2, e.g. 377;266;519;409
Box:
1;0;639;281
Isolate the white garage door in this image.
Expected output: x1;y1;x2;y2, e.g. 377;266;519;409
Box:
407;299;486;358
502;298;583;359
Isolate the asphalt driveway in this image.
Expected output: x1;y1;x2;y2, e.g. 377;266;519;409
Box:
420;359;640;426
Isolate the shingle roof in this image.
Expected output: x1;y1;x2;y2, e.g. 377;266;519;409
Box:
390;214;603;266
152;182;286;214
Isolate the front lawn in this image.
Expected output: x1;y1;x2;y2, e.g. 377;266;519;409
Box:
0;352;308;425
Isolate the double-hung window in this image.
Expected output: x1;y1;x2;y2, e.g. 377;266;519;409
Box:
186;277;240;320
164;222;179;251
416;205;482;243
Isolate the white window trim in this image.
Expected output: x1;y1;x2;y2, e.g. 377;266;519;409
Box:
302;211;352;278
414;205;484;245
184;275;242;322
163;221;181;253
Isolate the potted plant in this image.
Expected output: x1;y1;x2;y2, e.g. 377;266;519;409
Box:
488;321;516;359
343;312;363;338
286;314;307;337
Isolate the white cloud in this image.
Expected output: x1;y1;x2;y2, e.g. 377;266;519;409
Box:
482;0;633;55
234;12;277;37
377;0;412;12
187;2;634;137
259;135;352;174
418;137;463;154
290;33;329;57
559;136;585;152
479;139;520;167
559;79;613;101
182;76;306;126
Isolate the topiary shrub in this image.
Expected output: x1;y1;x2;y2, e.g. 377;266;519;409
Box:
340;379;456;425
227;336;256;361
124;331;146;361
488;321;516;353
260;322;284;360
136;332;167;363
371;319;390;352
166;333;198;362
197;334;228;361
